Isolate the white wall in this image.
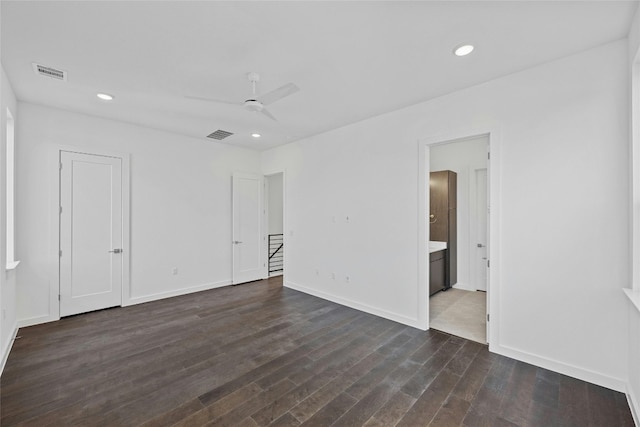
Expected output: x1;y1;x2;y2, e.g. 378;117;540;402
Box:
16;103;261;325
262;40;630;391
430;136;488;291
267;173;283;235
0;64;18;372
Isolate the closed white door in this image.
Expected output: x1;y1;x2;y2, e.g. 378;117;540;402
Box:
232;172;265;284
474;168;488;291
60;151;123;317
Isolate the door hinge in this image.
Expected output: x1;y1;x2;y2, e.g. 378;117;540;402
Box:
58;294;61;301
59;206;62;214
487;313;490;322
59;163;63;171
487;152;490;160
59;249;62;257
487;260;490;268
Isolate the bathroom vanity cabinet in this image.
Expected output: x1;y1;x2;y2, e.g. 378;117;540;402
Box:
430;170;457;289
429;249;446;296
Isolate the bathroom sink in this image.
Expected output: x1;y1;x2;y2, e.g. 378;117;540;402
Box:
429;241;447;253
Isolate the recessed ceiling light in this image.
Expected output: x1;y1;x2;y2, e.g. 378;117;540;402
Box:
251;133;261;138
454;44;474;57
97;93;114;101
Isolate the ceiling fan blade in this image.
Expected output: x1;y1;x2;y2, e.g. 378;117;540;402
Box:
257;83;299;105
260;108;278;121
184;95;239;106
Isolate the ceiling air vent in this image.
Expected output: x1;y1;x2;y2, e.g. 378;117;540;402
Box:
32;63;67;81
207;130;234;140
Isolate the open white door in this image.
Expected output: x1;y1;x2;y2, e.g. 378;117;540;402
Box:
60;151;123;317
474;168;488;292
476;167;490;343
232;172;265;284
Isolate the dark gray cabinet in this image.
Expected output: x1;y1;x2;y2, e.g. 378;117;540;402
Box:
429;250;446;296
430;170;457;289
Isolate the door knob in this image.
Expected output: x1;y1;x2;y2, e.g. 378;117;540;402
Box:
232;241;243;244
109;249;122;254
477;243;486;248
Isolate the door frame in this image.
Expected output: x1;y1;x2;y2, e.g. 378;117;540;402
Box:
48;145;130;322
418;126;501;350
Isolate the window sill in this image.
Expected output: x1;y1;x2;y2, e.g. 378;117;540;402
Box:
624;288;640;314
6;260;20;271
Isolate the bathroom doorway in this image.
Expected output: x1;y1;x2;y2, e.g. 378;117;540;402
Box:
427;135;489;344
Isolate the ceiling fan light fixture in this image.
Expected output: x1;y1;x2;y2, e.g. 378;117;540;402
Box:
251;133;261;138
454;44;474;57
97;93;114;101
244;100;264;112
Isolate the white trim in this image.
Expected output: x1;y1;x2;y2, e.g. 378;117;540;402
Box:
625;288;640;314
451;282;474;292
418;125;502;346
17;314;54;328
285;280;421;329
494;343;626;393
5;260;20;270
50;145;131;319
125;279;232;306
627;382;640;427
0;324;18;376
631;44;640;291
5;108;17;269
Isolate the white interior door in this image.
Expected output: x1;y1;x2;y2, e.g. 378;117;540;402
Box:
60;151;123;317
474;168;488;292
232;172;265;284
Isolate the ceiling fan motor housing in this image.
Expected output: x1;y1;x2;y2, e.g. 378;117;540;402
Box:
243;99;264;112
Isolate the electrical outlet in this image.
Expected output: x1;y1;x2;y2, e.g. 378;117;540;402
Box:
345;215;350;223
331;272;336;280
315;269;320;276
345;276;350;283
172;267;178;275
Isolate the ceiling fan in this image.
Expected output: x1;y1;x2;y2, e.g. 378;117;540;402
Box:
187;72;299;121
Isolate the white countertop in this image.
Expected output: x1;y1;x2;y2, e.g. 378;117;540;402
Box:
429;241;447;253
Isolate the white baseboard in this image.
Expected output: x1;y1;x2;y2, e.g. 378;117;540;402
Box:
628;383;640;427
125;279;232;306
18;314;59;328
285;280;422;329
452;282;475;291
493;343;626;393
1;323;18;376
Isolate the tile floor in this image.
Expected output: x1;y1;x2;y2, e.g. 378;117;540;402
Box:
430;288;487;344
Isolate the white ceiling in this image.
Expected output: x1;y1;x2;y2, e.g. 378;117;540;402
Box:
1;1;637;151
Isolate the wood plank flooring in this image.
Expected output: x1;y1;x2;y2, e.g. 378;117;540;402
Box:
1;277;633;426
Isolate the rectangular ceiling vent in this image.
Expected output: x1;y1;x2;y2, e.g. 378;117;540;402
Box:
207;130;234;140
32;63;67;81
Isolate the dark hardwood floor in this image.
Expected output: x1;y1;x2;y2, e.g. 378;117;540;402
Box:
1;277;633;426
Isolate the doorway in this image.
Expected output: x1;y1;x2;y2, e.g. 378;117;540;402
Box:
265;172;284;277
59;150;126;317
426;135;489;344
